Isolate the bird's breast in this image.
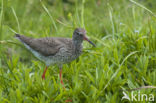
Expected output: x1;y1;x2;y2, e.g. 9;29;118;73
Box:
42;44;83;65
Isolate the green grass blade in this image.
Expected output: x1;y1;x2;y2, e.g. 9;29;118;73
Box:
11;7;20;33
40;1;58;33
129;0;156;18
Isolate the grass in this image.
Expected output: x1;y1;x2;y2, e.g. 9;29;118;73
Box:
0;0;156;102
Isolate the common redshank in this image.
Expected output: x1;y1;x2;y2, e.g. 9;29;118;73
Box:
15;28;95;86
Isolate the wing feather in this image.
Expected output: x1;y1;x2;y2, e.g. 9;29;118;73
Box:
15;34;71;56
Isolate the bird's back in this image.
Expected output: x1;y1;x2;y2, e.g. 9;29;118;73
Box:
15;34;73;56
15;34;82;65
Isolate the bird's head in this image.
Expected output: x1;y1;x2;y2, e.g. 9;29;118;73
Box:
73;28;96;47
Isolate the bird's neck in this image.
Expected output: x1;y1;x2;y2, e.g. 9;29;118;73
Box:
72;39;83;52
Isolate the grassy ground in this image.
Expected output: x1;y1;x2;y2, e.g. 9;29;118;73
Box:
0;0;156;103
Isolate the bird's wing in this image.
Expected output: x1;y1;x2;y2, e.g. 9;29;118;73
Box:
15;34;71;56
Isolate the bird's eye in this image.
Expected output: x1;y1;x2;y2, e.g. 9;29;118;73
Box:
77;32;83;36
77;32;80;35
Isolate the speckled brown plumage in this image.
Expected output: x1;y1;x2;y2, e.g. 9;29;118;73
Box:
15;34;72;56
15;28;95;80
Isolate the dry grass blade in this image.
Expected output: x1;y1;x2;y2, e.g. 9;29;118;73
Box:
128;86;156;91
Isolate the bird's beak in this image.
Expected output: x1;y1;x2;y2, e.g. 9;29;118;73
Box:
83;36;96;47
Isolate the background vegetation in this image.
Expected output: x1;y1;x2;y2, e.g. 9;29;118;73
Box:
0;0;156;102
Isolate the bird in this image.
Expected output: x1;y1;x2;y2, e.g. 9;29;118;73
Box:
15;28;96;86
